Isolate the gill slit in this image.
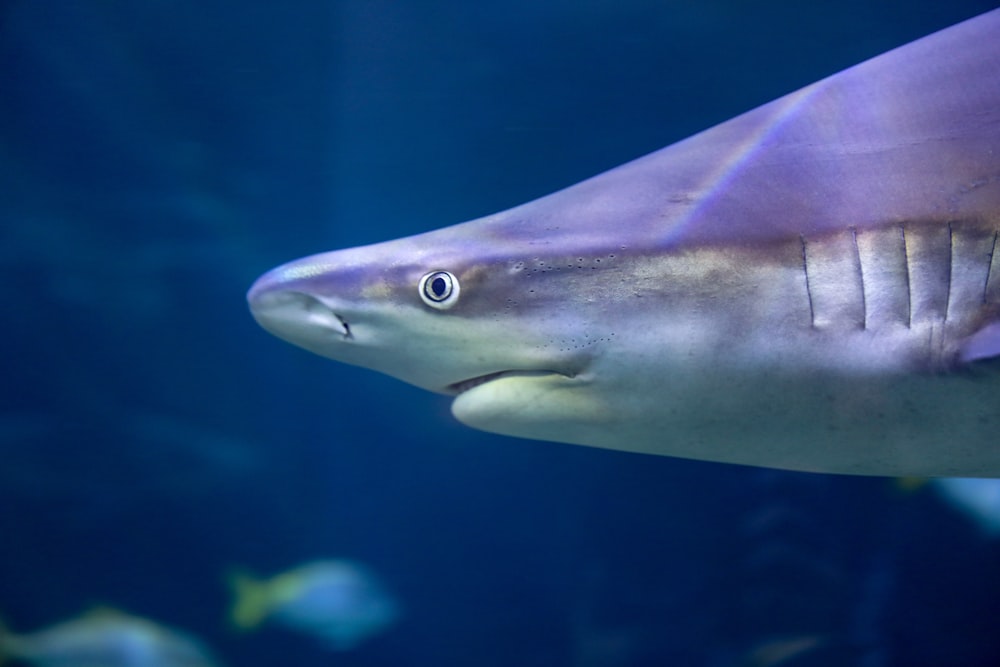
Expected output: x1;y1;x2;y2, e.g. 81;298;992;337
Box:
985;230;998;304
944;221;954;323
850;226;866;330
900;225;912;329
800;234;815;328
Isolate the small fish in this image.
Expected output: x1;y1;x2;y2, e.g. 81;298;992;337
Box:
743;634;826;667
0;608;220;667
228;559;399;650
931;477;1000;536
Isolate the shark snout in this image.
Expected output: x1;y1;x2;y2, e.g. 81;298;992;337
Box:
248;281;352;353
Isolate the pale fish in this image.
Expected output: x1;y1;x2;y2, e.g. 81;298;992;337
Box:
931;477;1000;535
228;559;399;650
0;608;220;667
248;10;1000;477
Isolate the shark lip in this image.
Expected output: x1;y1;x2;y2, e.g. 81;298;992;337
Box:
445;370;570;395
446;371;511;395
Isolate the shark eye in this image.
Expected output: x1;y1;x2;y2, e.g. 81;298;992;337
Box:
419;270;460;309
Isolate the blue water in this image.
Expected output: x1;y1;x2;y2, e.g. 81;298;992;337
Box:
2;1;999;665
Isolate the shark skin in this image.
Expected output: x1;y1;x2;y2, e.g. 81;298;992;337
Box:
249;10;1000;477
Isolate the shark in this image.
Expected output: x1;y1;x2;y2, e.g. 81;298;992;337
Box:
248;9;1000;477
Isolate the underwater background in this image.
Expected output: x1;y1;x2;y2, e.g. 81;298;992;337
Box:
2;1;1000;665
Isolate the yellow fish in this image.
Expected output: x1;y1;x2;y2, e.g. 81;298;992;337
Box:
228;559;399;650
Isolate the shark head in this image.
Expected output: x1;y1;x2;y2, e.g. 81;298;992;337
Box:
248;232;585;388
247;219;647;445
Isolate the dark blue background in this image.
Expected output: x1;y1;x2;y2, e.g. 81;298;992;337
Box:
2;2;999;665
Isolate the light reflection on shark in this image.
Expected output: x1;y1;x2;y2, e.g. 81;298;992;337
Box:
249;10;1000;477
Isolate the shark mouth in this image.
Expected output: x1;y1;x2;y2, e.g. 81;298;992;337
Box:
447;371;513;395
446;370;572;395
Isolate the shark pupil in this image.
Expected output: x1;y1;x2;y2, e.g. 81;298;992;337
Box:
431;276;448;298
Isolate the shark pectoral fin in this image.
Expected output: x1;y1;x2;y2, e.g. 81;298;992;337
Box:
451;372;608;443
959;321;1000;363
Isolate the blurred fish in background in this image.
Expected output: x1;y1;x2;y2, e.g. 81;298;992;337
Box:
671;471;897;667
0;608;221;667
739;635;827;667
228;559;399;650
930;478;1000;537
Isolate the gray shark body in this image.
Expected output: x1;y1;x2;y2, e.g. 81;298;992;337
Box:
249;10;1000;476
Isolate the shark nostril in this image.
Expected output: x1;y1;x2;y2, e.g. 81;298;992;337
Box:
336;314;353;340
249;288;353;342
300;295;352;339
